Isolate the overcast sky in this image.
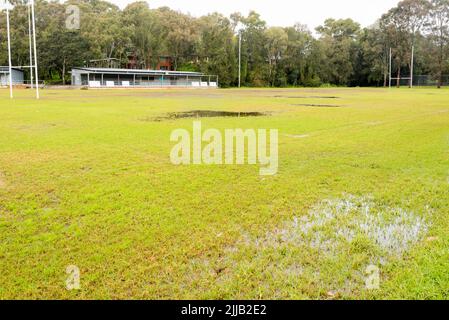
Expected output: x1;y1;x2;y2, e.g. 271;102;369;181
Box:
109;0;400;30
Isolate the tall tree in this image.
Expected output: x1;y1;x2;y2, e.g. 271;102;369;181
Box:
238;11;269;86
361;23;392;87
283;24;319;86
197;13;236;87
265;27;288;86
425;0;449;87
316;18;361;85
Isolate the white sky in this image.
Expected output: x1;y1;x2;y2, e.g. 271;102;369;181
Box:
109;0;400;30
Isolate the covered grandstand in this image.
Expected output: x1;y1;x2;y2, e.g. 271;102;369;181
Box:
71;68;218;88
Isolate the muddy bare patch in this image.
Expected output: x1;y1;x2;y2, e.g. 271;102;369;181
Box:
291;104;342;108
169;110;268;119
148;110;270;122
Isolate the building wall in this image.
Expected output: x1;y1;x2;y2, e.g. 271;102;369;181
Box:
0;69;24;85
71;69;83;85
0;74;7;86
156;57;174;71
12;69;24;84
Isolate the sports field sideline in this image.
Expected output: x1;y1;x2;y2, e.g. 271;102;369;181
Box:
0;87;448;299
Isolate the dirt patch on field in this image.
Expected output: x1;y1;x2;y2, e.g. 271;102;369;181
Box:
149;110;270;121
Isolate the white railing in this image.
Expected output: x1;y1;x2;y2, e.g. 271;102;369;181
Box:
86;80;218;88
0;80;45;87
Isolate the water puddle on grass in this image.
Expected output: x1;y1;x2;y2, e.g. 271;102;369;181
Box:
169;110;268;119
149;110;270;122
184;195;431;298
271;195;429;258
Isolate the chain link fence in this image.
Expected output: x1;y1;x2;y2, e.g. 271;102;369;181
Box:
414;75;449;87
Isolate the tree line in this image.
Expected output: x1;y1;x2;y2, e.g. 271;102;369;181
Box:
1;0;448;87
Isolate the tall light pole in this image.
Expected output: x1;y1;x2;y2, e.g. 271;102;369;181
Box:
5;3;13;98
28;3;33;89
410;45;414;89
30;0;39;99
238;31;242;88
389;47;392;88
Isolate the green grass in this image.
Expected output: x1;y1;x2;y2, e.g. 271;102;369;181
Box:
0;87;448;299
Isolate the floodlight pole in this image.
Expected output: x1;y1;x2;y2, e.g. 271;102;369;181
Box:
28;3;33;89
410;45;414;89
238;31;241;88
6;6;13;98
388;47;392;88
31;0;39;99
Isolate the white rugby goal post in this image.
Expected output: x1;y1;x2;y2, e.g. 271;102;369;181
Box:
1;0;39;99
389;46;415;89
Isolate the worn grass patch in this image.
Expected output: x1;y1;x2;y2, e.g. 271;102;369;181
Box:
0;172;5;189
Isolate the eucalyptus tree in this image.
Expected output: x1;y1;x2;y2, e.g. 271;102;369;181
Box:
425;0;449;87
237;11;269;86
361;23;393;86
316;18;361;86
121;1;154;67
265;27;288;86
283;24;318;86
156;7;200;70
197;13;236;87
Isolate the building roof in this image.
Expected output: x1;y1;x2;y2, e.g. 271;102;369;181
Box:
0;67;24;73
71;67;203;76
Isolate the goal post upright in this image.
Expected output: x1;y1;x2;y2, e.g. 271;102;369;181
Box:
6;5;13;98
388;45;415;89
30;0;39;99
2;0;39;99
28;3;33;89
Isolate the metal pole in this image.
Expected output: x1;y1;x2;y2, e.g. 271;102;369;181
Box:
238;31;241;88
31;0;39;99
28;3;33;89
410;45;414;89
389;47;392;89
6;7;13;98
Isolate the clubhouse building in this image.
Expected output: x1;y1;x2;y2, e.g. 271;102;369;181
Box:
0;67;24;86
71;67;218;88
